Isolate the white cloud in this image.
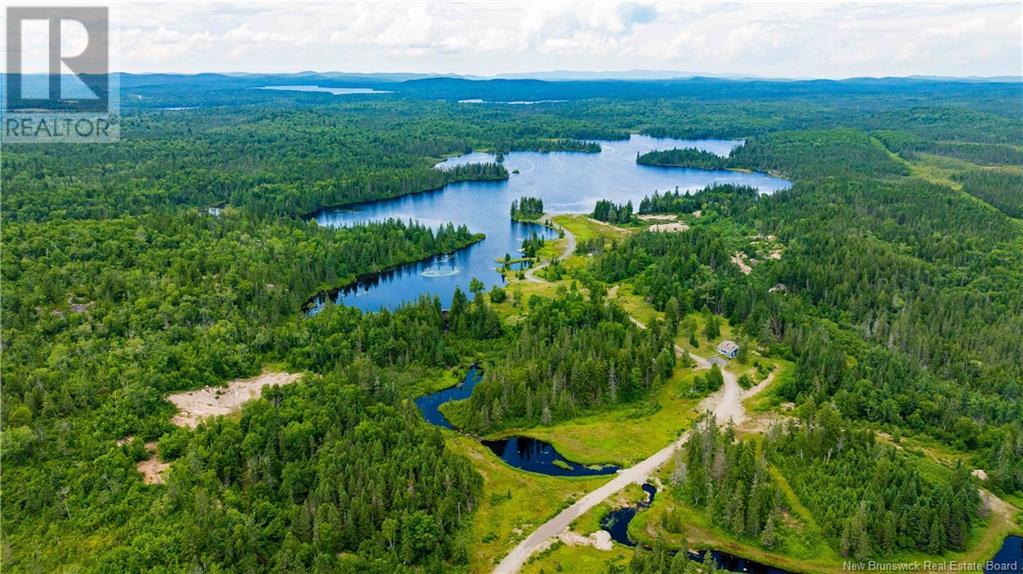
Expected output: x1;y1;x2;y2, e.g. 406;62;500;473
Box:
98;1;1023;77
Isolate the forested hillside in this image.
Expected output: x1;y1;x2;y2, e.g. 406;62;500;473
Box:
765;407;981;557
92;375;482;572
459;290;676;432
602;138;1023;499
1;209;491;570
637;129;910;179
2;76;1021;573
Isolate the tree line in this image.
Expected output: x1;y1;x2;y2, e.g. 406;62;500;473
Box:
459;289;677;432
637;147;730;170
510;196;544;220
592;199;635;224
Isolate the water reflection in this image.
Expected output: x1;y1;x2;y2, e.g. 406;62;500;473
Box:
315;135;791;311
413;367;619;477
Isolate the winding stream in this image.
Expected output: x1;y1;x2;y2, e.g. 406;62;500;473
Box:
599;481;798;573
600;491;1021;574
414;365;483;430
415;367;619;477
601;483;658;546
312;135;791;312
338;135;1022;573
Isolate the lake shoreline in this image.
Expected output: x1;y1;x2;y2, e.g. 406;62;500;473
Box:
314;135;790;312
301;232;486;313
302;174;508;221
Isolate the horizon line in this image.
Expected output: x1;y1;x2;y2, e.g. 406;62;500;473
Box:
8;71;1023;82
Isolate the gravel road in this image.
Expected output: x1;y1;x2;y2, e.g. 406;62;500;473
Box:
494;317;756;573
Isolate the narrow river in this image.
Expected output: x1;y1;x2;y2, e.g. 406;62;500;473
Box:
415;366;619;477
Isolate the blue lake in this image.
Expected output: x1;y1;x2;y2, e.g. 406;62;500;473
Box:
313;135;791;312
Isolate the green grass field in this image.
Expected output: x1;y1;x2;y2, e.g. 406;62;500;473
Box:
522;541;632;574
445;434;614;573
492;367;702;466
521;484;650;574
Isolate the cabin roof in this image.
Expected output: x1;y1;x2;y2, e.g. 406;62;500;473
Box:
717;340;740;353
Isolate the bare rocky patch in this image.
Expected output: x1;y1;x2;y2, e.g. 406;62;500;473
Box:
136;441;170;485
639;214;690;233
731;252;754;274
558;529;613;551
648;222;689;233
167;371;302;428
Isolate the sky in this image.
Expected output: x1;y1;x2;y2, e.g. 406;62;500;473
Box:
10;1;1023;78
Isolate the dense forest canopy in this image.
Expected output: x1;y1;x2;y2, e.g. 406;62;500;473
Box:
764;406;982;558
2;75;1022;572
458;289;677;432
510;196;544;221
592;199;636;224
637;147;731;170
95;375;483;572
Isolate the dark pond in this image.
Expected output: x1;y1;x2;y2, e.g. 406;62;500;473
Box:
689;549;795;574
642;482;657;504
481;436;619;477
987;535;1022;572
603;506;639;546
312;135;791;312
414;367;619;477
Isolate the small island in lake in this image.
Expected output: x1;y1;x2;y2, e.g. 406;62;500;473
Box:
510;196;544;221
637;146;732;169
439;161;510;182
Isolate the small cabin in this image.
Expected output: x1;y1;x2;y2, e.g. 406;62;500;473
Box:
717;340;740;359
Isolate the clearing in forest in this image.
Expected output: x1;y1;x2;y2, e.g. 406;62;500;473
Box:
167;371;302;428
638;214;689;233
136;441;170;485
648;221;689;232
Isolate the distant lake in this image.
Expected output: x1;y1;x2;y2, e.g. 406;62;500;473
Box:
458;99;567;105
259;85;391;95
312;135;791;312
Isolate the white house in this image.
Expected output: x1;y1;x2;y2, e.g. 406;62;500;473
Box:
717;340;740;359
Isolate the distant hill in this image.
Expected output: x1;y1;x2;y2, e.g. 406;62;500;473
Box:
9;72;1016;109
494;69;778;81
